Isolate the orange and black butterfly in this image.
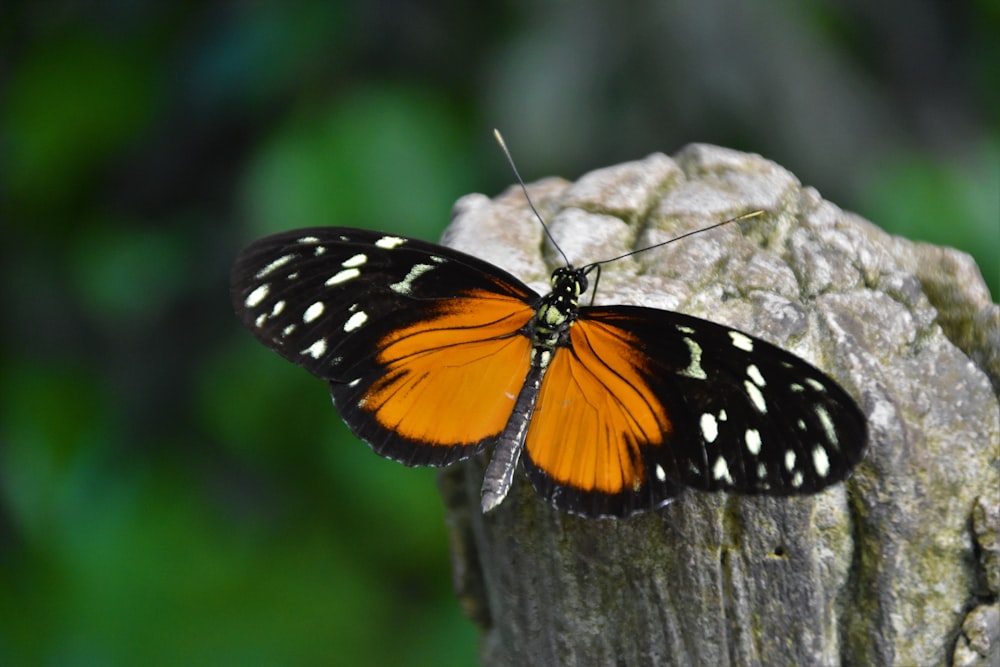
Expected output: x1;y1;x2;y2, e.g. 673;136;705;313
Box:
230;210;868;517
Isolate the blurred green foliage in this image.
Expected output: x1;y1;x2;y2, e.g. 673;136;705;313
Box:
0;1;995;665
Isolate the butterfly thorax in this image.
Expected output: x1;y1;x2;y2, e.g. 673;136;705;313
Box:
528;267;588;368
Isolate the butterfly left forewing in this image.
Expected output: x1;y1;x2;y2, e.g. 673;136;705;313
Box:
230;227;539;466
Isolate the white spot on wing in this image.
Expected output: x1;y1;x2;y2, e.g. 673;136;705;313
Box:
344;311;368;332
676;325;695;334
271;300;285;317
390;263;435;295
785;450;797;472
326;268;361;285
303;301;324;323
680;337;707;380
655;464;666;482
745;428;762;455
791;471;804;488
744;381;767;413
342;253;367;268
375;235;406;249
245;284;269;307
815;405;838;446
297;236;320;244
712;456;733;484
302;338;327;359
256;254;293;279
806;378;826;392
729;331;754;352
700;413;718;443
746;364;765;387
812;445;830;477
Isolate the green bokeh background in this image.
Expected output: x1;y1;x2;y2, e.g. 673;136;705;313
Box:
1;2;996;665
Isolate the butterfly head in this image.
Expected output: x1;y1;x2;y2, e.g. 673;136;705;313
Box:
549;265;588;296
531;266;591;347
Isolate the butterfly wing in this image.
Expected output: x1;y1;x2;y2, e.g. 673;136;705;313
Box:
522;306;867;517
520;313;685;517
230;227;539;466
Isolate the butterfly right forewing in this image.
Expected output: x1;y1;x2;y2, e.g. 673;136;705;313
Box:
579;306;867;497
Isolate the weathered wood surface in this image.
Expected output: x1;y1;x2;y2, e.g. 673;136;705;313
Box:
437;145;1000;667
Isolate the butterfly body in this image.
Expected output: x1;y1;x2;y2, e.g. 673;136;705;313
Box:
231;225;867;518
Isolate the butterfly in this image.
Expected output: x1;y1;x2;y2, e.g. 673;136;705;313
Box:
230;209;868;518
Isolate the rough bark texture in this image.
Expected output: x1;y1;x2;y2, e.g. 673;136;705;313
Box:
436;145;1000;667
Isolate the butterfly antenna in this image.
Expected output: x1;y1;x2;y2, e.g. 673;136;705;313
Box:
590;209;765;268
493;129;570;266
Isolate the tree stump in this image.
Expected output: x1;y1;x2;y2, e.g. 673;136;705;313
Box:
436;145;1000;667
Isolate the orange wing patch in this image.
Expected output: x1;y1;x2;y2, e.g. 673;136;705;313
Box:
525;318;672;494
363;289;535;446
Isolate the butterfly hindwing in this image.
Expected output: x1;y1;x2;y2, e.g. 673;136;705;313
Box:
230;227;539;465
